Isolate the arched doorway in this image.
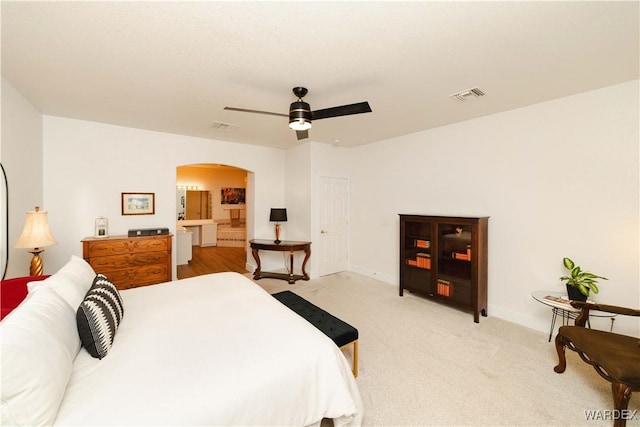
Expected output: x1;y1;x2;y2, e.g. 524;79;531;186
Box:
175;163;250;278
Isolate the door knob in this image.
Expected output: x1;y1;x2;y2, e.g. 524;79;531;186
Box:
320;230;328;234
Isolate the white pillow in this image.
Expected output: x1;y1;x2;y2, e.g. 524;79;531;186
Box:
28;255;96;310
0;286;81;426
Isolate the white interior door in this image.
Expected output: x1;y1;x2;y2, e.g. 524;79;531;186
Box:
319;176;349;276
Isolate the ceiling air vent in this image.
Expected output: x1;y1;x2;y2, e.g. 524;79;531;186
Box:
450;87;485;102
211;121;239;132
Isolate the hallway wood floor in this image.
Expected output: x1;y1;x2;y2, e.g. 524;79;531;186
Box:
177;245;248;279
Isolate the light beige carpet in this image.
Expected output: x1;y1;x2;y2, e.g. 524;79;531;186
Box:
251;271;639;426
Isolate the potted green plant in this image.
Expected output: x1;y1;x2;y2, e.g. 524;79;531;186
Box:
560;257;608;301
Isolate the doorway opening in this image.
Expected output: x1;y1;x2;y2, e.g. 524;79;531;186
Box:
176;163;250;278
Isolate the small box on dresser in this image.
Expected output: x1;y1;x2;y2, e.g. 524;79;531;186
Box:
81;234;173;290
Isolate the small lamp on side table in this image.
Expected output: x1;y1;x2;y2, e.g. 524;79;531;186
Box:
269;208;287;244
14;206;57;276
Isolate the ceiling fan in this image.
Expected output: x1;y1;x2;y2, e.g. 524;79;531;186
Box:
224;87;372;140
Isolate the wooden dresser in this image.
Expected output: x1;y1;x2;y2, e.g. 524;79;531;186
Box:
82;234;173;290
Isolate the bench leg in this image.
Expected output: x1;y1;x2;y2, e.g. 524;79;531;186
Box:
353;340;358;378
341;340;358;378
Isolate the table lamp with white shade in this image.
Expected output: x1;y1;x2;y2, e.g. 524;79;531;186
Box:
14;206;57;276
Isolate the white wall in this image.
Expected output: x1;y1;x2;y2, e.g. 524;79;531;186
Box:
285;143;312;241
281;141;352;278
1;78;44;278
280;142;312;275
42;116;286;278
348;80;640;337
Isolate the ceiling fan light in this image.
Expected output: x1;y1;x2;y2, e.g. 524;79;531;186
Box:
289;118;312;131
289;100;312;130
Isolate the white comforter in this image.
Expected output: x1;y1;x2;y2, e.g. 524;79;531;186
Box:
54;272;362;426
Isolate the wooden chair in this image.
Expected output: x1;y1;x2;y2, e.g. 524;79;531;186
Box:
554;301;640;427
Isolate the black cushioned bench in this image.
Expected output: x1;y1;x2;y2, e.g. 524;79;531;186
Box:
272;291;359;377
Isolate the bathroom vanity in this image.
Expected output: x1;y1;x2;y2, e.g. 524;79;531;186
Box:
177;219;217;247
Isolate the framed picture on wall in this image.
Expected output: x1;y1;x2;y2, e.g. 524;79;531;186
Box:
122;192;155;215
221;187;245;204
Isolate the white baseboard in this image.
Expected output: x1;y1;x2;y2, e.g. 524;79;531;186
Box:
348;263;396;286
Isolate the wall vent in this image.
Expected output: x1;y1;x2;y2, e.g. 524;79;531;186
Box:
211;121;239;132
450;87;485;102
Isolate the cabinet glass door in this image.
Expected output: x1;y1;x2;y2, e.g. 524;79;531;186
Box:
402;220;432;293
437;223;472;304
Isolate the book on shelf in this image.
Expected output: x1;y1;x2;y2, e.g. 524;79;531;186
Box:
416;253;431;269
453;252;470;261
414;239;430;248
452;246;472;261
407;256;430;269
437;279;452;297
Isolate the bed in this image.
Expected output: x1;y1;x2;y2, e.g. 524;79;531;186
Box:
1;256;363;426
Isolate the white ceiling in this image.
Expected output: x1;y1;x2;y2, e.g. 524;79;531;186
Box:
2;1;638;150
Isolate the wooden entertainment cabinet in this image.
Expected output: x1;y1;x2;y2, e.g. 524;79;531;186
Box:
82;234;172;290
399;215;488;322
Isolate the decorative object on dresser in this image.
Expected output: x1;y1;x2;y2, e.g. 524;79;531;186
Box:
399;214;489;323
14;206;58;276
94;216;108;237
121;192;155;215
269;208;288;244
81;234;172;290
127;227;170;237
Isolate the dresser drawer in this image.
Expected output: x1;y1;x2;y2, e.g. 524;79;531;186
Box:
86;237;169;257
102;265;171;290
88;252;169;271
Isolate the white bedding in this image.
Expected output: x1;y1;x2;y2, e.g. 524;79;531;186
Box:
53;272;362;426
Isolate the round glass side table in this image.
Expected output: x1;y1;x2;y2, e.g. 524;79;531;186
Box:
531;290;616;342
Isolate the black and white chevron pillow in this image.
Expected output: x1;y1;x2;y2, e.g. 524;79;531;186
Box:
76;274;124;359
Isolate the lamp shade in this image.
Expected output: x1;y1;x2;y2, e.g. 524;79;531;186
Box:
14;207;57;249
289;101;312;131
269;208;287;222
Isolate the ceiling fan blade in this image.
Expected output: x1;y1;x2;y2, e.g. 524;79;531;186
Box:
224;107;287;118
311;102;372;120
296;129;309;140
